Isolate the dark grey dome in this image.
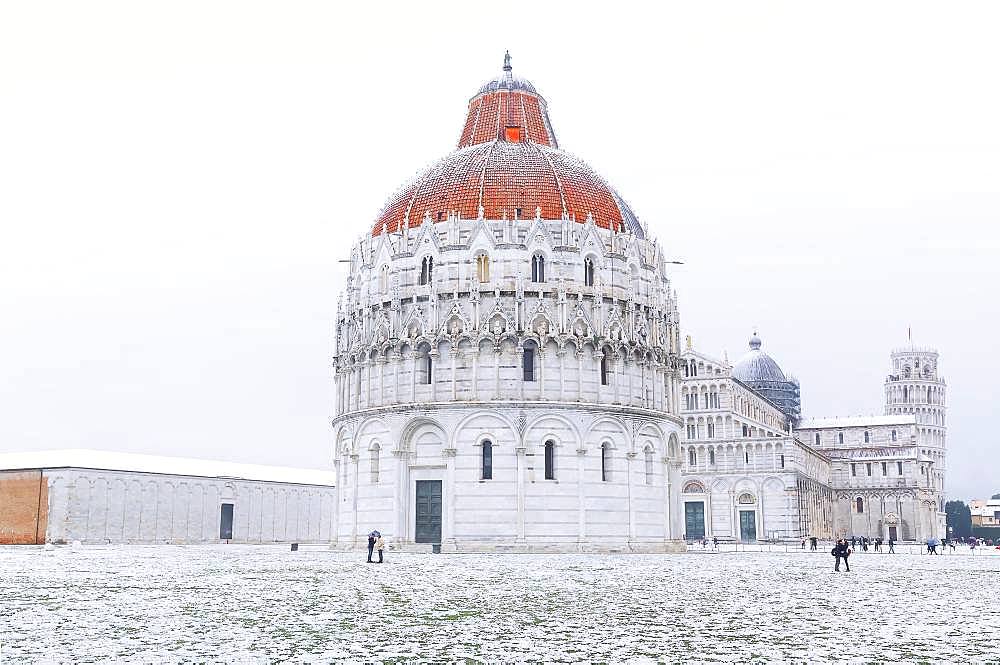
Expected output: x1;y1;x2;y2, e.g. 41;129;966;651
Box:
731;332;801;425
733;334;787;383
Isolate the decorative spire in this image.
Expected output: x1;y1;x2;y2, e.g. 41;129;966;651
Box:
503;50;512;72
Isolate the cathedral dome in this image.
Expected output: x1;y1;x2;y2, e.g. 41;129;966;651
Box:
733;333;787;383
371;52;641;237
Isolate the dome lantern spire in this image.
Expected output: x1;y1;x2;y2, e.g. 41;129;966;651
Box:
503;50;512;72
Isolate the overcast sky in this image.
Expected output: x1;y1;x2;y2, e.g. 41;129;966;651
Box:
2;2;997;499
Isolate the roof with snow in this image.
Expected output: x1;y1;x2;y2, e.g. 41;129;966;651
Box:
797;415;917;430
371;52;643;237
0;449;336;487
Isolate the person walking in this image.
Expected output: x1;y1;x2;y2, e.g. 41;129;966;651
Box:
810;536;818;551
366;533;376;563
888;538;895;554
375;534;385;563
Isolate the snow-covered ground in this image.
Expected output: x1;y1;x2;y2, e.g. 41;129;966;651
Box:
2;545;998;662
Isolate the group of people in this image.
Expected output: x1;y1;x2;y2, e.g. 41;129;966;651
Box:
366;531;386;563
851;536;894;553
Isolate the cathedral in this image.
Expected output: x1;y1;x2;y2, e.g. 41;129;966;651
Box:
679;335;946;543
330;55;946;551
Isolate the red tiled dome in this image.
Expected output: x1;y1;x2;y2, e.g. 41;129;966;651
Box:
372;53;641;237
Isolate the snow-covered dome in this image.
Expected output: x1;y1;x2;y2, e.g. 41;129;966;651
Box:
371;52;642;238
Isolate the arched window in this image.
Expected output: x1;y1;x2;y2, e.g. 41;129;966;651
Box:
688;448;696;466
856;497;864;514
422;350;433;385
600;354;609;386
544;440;555;480
419;256;433;285
744;450;750;464
903;386;908;402
476;254;490;283
814;433;820;445
838;432;844;445
864;431;870;443
738;493;755;505
531;254;545;283
891;429;897;442
707;422;715;438
482;440;493;480
644;446;654;484
602;443;611;481
709;449;716;465
370;443;380;484
584;257;595;286
522;343;536;382
779;454;785;469
379;265;389;294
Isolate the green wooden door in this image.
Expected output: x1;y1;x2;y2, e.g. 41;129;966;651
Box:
684;502;705;540
415;480;442;544
739;510;756;543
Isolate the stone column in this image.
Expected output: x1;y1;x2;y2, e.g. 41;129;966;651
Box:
516;445;527;542
627;450;637;544
577;445;587;548
350;453;360;548
392;449;410;545
443;447;457;548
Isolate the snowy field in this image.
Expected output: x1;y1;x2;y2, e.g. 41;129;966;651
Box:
2;545;999;663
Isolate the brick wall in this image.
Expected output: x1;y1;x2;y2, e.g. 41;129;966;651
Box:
0;470;47;544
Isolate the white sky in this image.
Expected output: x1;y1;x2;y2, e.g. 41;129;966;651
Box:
1;2;997;499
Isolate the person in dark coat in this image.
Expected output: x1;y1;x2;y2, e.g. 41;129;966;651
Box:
367;533;376;563
888;538;895;553
833;539;851;572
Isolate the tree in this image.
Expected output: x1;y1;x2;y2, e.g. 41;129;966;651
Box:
945;500;973;539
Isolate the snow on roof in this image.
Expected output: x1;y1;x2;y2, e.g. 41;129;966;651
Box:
0;449;336;487
796;415;916;430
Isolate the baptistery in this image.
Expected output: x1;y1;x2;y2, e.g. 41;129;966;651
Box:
331;54;685;552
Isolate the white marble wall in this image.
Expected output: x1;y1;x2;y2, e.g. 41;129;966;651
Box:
43;468;336;544
333;405;684;552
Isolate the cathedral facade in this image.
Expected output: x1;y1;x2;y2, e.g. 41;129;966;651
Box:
680;334;946;542
330;55;686;552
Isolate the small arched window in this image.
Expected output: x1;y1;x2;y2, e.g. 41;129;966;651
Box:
864;431;870;443
838;432;844;445
544;440;555;480
644;446;654;484
584;257;595;286
370;443;380;484
688;448;696;466
379;265;389;294
600;354;609;386
602;443;611;481
891;430;897;442
523;343;536;382
856;497;864;514
531;254;545;283
476;254;490;283
814;433;820;445
419;256;434;285
423;351;433;385
709;449;716;465
482;440;493;480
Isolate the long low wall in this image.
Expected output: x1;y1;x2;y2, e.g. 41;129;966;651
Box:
1;467;336;545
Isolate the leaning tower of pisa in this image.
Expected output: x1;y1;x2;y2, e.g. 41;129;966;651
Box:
884;340;946;525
